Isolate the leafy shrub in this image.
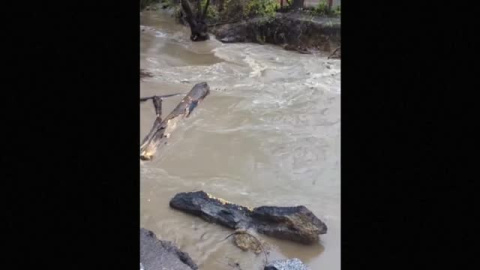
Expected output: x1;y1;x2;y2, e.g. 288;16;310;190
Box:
313;1;340;16
244;0;279;18
333;5;340;16
314;0;329;15
201;0;220;21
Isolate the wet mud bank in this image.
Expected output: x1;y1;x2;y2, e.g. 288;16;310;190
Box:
141;228;198;270
211;13;340;54
149;1;340;54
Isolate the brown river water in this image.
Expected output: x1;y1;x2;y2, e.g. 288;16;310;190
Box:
140;8;340;270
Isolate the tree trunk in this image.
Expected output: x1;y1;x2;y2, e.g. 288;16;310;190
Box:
140;82;210;160
181;0;210;41
217;0;225;12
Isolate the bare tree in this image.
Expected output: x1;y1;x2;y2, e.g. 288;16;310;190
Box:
181;0;210;41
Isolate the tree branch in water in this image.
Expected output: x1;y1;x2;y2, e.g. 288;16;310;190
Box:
140;83;210;160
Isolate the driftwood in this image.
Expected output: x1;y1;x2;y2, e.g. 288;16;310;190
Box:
140;82;210;160
181;0;210;41
169;191;327;244
328;47;341;59
140;228;198;270
140;93;184;103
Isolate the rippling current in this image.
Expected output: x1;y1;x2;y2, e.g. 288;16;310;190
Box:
140;8;340;270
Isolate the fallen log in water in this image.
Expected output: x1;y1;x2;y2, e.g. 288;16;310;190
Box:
328;47;341;59
140;82;210;160
140;228;198;270
169;191;327;244
140;93;184;103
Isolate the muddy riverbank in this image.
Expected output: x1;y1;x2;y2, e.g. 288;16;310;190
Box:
145;1;340;54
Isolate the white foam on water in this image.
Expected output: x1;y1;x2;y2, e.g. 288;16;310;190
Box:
154;30;167;38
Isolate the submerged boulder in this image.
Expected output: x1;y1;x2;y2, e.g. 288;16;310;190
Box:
264;258;310;270
140;69;153;79
169;191;327;244
140;228;198;270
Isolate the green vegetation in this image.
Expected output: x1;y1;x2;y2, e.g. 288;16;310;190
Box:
218;0;245;22
312;1;340;17
333;5;341;16
244;0;279;18
315;1;329;15
140;0;160;10
156;0;340;24
201;0;220;21
189;0;279;22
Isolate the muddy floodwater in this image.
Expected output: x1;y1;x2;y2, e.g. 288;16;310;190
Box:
140;9;340;270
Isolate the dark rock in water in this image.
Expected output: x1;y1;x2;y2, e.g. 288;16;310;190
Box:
169;191;327;244
231;229;267;254
140;69;153;79
211;13;340;53
283;44;311;54
140;228;198;270
264;258;309;270
170;190;252;229
253;205;327;243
